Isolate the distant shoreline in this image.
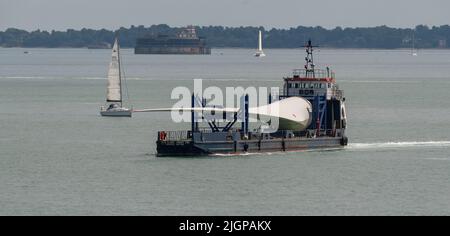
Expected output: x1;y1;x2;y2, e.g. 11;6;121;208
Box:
1;24;449;49
2;46;450;51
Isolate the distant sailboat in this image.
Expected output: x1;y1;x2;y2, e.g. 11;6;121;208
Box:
255;30;266;57
100;38;132;117
412;30;418;56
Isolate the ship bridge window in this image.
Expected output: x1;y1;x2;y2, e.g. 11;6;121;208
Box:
288;83;293;88
295;83;299;88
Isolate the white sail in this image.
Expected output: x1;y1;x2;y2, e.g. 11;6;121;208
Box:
412;30;418;56
107;38;122;102
255;30;266;57
258;30;263;51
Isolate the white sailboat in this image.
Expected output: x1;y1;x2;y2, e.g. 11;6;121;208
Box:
255;30;266;57
100;38;132;117
412;30;418;56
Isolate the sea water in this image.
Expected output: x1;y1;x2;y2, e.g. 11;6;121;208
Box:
1;48;450;215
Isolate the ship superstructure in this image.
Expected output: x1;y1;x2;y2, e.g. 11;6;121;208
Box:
282;40;347;138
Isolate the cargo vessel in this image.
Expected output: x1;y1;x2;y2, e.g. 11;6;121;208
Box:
135;26;211;55
138;40;348;156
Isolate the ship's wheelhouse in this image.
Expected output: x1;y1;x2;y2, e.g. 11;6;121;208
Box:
283;69;342;101
281;68;346;133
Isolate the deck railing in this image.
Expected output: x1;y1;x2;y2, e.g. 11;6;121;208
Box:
158;131;192;141
158;128;342;142
266;129;341;138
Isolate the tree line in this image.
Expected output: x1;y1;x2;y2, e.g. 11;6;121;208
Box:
0;24;449;49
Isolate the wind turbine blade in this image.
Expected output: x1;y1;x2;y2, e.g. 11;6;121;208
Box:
134;107;239;113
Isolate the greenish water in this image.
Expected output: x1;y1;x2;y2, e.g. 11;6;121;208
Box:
1;48;450;215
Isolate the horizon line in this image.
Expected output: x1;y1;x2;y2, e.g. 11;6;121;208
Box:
2;24;449;33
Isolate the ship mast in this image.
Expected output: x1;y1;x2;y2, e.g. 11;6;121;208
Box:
303;40;318;78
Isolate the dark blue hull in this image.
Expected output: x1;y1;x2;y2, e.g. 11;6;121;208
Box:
156;136;347;157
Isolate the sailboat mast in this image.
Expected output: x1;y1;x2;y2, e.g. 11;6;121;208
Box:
258;31;262;51
117;37;123;105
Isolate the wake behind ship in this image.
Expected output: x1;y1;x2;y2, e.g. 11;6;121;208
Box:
135;26;211;55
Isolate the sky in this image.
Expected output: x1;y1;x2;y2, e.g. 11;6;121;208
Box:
1;0;449;31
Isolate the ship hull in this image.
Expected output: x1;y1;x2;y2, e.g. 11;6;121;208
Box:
255;52;266;57
100;109;132;117
156;137;347;157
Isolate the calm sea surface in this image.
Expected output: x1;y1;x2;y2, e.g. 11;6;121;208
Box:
1;48;450;215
